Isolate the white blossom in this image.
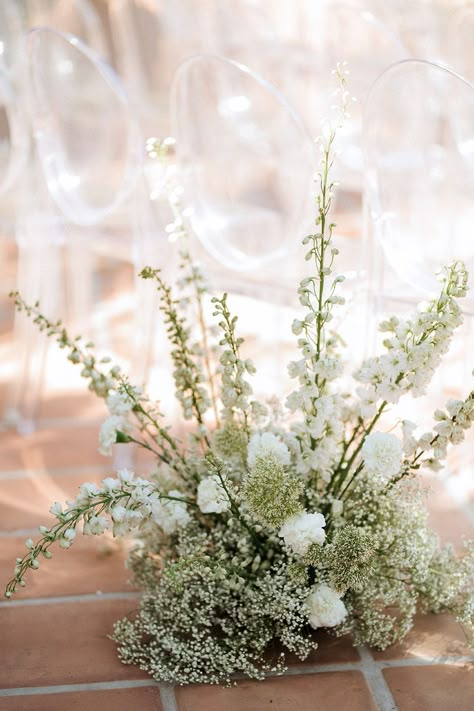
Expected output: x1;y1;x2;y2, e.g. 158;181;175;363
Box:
402;420;417;456
99;416;129;456
306;583;348;628
151;490;191;534
83;515;109;536
247;432;291;469
279;512;326;556
75;482;100;507
362;431;402;478
102;477;120;493
49;502;63;517
106;391;134;416
59;528;76;549
197;475;231;514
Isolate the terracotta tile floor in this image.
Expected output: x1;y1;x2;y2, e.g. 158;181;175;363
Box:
0;400;473;711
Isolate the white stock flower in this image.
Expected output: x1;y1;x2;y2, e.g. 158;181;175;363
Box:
247;432;291;469
362;431;402;478
102;477;120;493
49;502;63;517
83;515;109;536
279;512;326;556
306;583;347;629
118;468;134;483
59;528;76;549
111;506;128;523
75;482;100;507
197;475;231;514
152;490;191;534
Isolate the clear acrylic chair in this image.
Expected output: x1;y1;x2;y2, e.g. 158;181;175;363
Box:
445;5;474;81
26;0;111;61
0;1;26;80
108;0;206;138
170;54;314;288
205;1;407;255
7;27;145;434
0;70;28;201
170;53;315;403
363;59;474;394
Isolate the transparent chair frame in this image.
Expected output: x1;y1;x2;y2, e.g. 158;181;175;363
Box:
169;53;315;279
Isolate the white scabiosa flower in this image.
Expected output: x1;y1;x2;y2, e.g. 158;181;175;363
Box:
279;512;326;556
151;490;191;534
306;583;347;629
247;432;291;469
197;475;231;514
361;431;402;478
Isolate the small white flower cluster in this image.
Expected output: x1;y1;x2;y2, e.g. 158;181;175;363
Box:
306;583;348;629
362;431;403;479
355;264;467;413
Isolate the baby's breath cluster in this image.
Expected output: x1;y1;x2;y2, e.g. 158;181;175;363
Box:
6;65;474;684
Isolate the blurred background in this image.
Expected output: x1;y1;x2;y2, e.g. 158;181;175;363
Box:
0;0;472;514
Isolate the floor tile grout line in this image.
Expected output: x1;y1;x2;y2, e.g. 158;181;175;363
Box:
376;655;474;668
0;680;160;697
1;655;472;700
159;683;179;711
0;591;141;607
358;646;399;711
263;662;364;678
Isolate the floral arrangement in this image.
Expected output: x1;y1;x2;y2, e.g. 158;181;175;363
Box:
5;66;474;686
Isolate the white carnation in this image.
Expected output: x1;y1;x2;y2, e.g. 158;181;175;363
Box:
152;490;191;534
279;511;326;556
306;583;348;629
197;475;231;514
361;431;402;478
99;416;129;456
247;432;291;469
